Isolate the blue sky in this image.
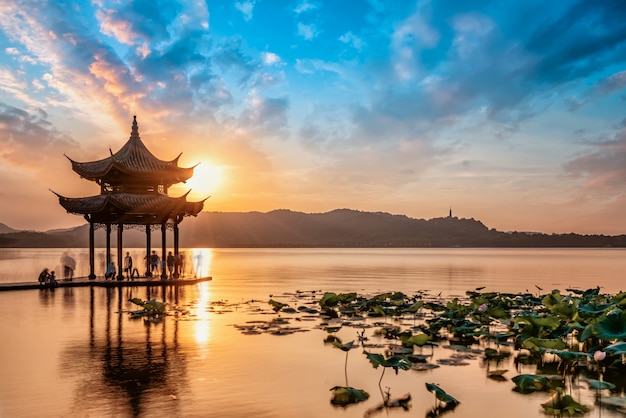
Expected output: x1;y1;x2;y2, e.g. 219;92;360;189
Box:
0;0;625;234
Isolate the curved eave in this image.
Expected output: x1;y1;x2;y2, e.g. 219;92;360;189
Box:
55;192;205;224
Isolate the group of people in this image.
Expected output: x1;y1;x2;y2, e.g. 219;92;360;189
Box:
37;268;59;287
148;251;185;279
38;250;187;283
105;252;141;280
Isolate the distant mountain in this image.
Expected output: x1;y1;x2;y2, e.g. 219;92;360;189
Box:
0;223;16;234
1;209;625;248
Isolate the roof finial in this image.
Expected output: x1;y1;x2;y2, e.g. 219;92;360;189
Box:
130;115;140;139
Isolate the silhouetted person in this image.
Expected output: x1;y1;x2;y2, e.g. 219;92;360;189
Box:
38;268;50;286
105;261;115;279
166;251;175;278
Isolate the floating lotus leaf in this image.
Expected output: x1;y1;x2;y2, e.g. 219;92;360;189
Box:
594;308;626;340
541;389;589;415
512;374;551;393
425;382;460;406
522;337;567;353
401;333;431;347
514;315;561;338
268;299;288;312
330;386;369;406
604;341;626;355
319;292;340;308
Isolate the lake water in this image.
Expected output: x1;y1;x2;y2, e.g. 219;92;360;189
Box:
0;248;624;418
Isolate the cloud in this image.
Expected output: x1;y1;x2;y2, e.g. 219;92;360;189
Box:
0;103;78;168
235;1;256;21
297;23;318;40
564;130;626;198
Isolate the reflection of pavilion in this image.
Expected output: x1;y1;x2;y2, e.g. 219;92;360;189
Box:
60;286;189;417
55;116;207;280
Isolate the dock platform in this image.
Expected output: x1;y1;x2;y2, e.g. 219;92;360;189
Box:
0;276;212;291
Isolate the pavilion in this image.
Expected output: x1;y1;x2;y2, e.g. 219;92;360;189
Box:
54;116;206;280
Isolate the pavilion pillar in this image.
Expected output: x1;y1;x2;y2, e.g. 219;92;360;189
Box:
116;223;124;281
88;221;96;280
173;222;180;278
105;223;111;275
161;223;167;280
145;224;151;277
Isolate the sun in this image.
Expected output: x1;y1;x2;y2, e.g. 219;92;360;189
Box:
185;162;224;198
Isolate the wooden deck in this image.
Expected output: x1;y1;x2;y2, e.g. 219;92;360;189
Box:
0;276;212;291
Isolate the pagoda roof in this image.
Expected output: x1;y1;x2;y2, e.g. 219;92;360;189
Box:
66;116;194;184
53;192;206;225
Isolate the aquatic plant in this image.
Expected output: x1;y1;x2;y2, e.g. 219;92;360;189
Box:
363;351;411;403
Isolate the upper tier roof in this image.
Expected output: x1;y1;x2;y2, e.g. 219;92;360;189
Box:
67;116;194;185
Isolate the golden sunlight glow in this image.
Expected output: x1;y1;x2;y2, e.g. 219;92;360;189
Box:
186;162;224;198
194;282;212;345
190;249;213;345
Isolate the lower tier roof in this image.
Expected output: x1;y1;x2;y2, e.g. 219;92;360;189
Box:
54;192;205;224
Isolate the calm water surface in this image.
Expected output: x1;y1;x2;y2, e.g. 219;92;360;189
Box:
0;248;624;418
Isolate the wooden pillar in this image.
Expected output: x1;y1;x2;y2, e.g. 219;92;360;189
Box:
88;221;96;279
116;223;124;281
145;224;151;277
105;223;111;276
173;221;180;278
161;223;167;280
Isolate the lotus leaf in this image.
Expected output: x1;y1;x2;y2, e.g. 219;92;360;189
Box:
546;349;589;362
401;333;431;348
593;308;626;340
512;374;551;393
332;340;356;352
364;351;412;374
425;383;460;406
541;389;588;415
604;341;626;355
407;301;424;313
319;292;340;308
330;386;369;406
522;337;566;353
582;379;616;390
268;299;287;312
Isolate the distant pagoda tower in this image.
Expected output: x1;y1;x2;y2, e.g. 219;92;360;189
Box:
54;116;206;280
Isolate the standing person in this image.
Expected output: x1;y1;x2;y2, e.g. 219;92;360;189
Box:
123;252;133;280
166;251;175;279
150;251;159;275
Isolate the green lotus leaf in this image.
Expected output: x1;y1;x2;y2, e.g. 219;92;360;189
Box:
332;340;356;352
319;292;340;308
583;379;616;390
578;302;614;318
401;333;431;347
364;351;412;373
512;374;551;393
579;324;594;341
425;382;460;406
330;386;369;406
546;349;589;362
268;299;288;312
522;337;567;353
541;392;589;415
408;301;424;312
485;306;510;319
128;297;145;307
603;341;626;355
594;308;626;340
514;315;561;335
